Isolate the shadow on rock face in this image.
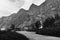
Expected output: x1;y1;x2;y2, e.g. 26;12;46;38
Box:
0;31;29;40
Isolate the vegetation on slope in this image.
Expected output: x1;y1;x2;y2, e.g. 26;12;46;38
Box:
0;0;60;32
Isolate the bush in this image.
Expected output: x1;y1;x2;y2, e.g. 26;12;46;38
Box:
36;14;60;37
0;30;29;40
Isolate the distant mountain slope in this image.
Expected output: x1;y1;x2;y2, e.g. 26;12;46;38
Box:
0;0;60;31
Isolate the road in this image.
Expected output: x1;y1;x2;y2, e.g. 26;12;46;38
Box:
16;31;60;40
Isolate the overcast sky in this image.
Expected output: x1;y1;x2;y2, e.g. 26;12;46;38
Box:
0;0;45;17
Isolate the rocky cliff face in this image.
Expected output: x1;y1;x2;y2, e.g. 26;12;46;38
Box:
0;0;60;31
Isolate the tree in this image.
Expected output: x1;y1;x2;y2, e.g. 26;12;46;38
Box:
36;14;60;37
8;24;15;31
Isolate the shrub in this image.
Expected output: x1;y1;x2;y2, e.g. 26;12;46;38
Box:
36;14;60;37
0;30;29;40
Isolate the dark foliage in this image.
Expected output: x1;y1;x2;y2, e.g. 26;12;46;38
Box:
43;17;55;28
0;30;29;40
35;21;41;29
36;14;60;37
26;20;41;32
8;24;21;31
10;24;15;29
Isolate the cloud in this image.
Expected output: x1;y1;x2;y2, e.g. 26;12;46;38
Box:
0;0;45;17
22;0;45;10
0;0;25;17
32;0;45;5
21;0;33;10
9;0;16;2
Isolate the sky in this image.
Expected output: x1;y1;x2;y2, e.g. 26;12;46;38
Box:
0;0;45;17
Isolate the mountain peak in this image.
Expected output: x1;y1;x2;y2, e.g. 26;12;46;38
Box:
29;4;39;10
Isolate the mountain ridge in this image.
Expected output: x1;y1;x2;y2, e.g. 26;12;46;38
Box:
0;0;60;31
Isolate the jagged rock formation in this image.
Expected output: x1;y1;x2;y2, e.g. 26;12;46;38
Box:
0;0;60;31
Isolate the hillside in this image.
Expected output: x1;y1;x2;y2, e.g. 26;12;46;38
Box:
0;0;60;31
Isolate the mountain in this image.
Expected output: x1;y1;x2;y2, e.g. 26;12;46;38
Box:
28;4;40;15
0;0;60;31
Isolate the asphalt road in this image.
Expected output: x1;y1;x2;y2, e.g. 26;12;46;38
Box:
16;31;60;40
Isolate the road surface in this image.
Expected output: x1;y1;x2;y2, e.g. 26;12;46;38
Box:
16;31;60;40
